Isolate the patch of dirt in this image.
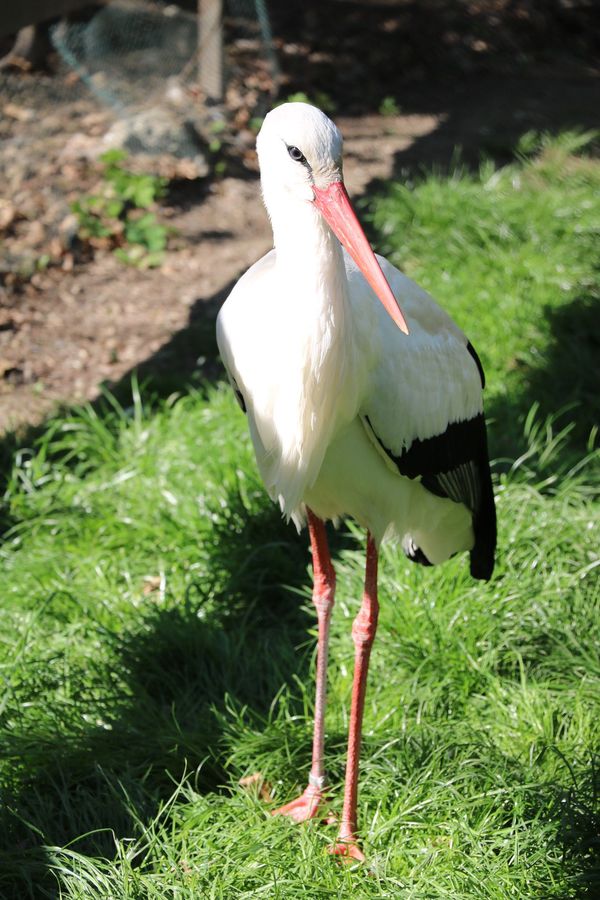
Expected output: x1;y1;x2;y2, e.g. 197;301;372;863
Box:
1;1;598;434
0;176;269;428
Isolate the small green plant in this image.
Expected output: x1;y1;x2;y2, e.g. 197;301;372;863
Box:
206;130;228;178
208;118;226;136
248;116;264;133
283;91;337;115
379;96;401;117
71;150;170;268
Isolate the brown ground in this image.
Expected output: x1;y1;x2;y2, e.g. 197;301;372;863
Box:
1;1;598;434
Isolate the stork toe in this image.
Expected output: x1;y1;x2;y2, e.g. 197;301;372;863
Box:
327;839;366;863
271;784;334;823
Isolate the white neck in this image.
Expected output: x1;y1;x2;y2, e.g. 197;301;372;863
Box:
268;196;349;341
259;193;360;514
274;197;343;281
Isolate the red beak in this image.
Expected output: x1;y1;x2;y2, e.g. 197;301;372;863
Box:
312;182;409;335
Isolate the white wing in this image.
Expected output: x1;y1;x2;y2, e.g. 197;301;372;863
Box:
348;254;484;455
347;254;495;578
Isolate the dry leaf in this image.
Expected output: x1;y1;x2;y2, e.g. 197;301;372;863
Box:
239;772;273;802
4;102;35;122
142;575;162;595
0;201;18;232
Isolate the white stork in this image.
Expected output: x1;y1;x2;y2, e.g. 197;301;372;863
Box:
216;103;496;861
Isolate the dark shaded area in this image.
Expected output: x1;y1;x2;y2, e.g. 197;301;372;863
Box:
0;490;328;898
117;277;230;395
548;765;600;899
270;0;598;116
489;290;600;466
373;73;598;175
270;0;599;199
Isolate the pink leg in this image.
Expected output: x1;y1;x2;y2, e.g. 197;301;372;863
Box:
272;509;336;823
329;533;379;862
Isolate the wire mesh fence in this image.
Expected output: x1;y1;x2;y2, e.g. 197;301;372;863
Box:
51;2;199;112
1;0;278;156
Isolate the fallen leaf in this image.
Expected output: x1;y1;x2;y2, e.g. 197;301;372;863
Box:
4;102;35;122
0;201;18;232
239;772;273;802
142;575;161;594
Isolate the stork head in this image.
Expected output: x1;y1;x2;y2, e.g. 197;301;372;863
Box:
257;102;344;202
257;103;409;334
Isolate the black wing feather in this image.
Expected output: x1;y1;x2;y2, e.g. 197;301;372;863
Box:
224;369;246;413
466;341;486;389
233;384;247;413
364;409;496;581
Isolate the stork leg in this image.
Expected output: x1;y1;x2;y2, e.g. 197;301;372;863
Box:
272;509;335;823
329;533;379;862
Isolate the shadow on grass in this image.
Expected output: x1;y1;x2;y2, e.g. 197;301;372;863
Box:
545;765;600;899
488;289;600;467
0;488;335;897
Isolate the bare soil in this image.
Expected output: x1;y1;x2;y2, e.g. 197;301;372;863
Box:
1;1;598;434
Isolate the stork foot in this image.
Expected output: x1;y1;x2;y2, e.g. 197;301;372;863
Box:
327;838;365;863
271;784;334;824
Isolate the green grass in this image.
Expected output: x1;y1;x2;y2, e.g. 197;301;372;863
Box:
1;134;599;898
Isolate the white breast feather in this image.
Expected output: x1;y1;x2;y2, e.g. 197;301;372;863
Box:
217;244;364;521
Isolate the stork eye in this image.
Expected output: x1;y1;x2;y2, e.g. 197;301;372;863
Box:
288;145;307;163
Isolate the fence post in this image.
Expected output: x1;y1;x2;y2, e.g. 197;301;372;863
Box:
199;0;223;104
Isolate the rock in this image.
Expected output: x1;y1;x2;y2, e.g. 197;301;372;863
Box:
103;107;209;178
22;220;45;248
59;214;80;249
0;201;18;232
60;132;106;162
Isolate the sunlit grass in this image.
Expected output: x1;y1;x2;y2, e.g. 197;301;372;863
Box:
1;134;598;898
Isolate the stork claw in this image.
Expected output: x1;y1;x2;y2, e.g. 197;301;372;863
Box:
327;838;366;863
271;784;335;824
